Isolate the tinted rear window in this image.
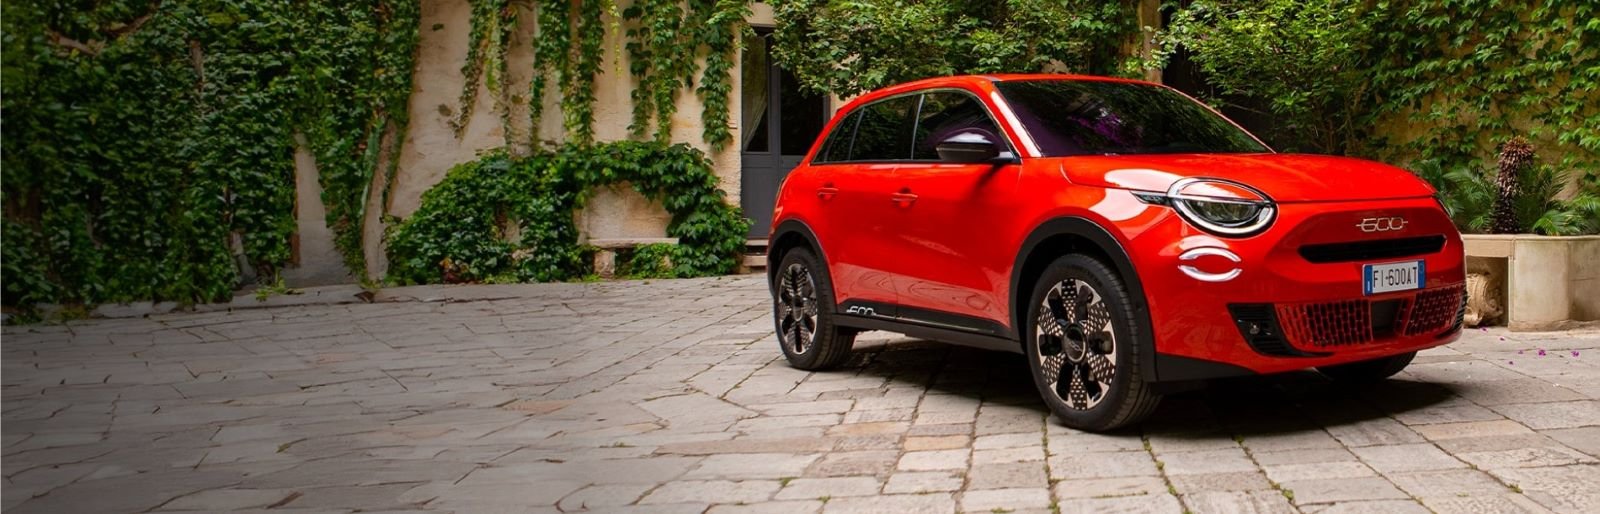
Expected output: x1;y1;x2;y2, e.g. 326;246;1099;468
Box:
995;80;1268;157
847;96;918;161
814;111;859;163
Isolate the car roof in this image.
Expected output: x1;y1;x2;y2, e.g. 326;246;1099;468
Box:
840;73;1162;111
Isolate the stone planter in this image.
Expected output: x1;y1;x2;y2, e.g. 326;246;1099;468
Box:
1462;234;1600;330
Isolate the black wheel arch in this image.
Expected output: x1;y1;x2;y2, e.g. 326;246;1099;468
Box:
1010;216;1158;381
768;219;828;295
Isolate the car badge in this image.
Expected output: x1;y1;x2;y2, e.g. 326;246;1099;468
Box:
1357;216;1406;232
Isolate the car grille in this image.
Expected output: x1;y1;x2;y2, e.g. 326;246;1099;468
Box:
1406;286;1465;336
1278;299;1371;347
1270;285;1465;350
1298;235;1446;264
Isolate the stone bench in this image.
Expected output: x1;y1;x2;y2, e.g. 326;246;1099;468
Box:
588;238;679;278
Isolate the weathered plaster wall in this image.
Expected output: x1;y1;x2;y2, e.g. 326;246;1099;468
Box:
283;134;352;286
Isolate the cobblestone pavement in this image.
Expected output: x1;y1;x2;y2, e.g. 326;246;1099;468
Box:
4;274;1599;514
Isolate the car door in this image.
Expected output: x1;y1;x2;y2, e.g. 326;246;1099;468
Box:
885;90;1021;330
814;95;919;313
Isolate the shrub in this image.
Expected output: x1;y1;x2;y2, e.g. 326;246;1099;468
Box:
385;142;749;285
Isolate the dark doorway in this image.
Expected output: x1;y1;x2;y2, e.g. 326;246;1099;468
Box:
740;29;828;238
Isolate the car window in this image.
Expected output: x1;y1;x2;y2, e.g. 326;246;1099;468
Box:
995;80;1269;157
847;96;918;161
911;91;1005;160
814;111;859;164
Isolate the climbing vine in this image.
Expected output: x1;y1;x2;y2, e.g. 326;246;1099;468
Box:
567;0;606;145
769;0;1140;97
528;0;570;144
624;0;686;141
1;1;421;309
694;0;748;149
300;1;423;277
385;142;749;285
450;0;510;135
459;0;749;149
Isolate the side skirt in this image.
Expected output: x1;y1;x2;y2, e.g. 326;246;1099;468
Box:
835;300;1021;355
832;301;1261;384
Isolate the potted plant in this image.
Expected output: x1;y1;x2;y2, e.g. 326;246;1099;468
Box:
1420;137;1600;330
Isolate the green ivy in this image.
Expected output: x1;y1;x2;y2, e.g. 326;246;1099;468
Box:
463;0;748;148
694;1;749;150
1158;0;1600;235
617;242;678;279
386;141;749;285
566;0;606;145
298;1;422;278
450;0;509;135
528;0;570;144
769;0;1139;97
1156;1;1370;153
624;0;695;142
416;1;751;287
1;1;420;309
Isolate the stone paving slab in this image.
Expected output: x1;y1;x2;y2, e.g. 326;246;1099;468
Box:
4;274;1599;513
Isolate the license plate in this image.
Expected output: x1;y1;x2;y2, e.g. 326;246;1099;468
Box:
1364;260;1425;295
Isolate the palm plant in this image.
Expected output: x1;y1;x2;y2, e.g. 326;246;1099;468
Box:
1489;137;1534;234
1418;149;1595;236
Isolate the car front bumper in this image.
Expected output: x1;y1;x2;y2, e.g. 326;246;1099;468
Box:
1125;197;1466;378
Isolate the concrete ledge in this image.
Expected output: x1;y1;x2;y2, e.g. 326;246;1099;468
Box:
1464;234;1600;331
588;237;678;249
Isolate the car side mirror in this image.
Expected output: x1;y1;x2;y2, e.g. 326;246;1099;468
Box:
935;132;1015;164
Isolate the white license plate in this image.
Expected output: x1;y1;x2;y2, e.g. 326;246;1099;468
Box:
1364;260;1425;295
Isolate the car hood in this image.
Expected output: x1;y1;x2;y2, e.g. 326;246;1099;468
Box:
1056;153;1436;202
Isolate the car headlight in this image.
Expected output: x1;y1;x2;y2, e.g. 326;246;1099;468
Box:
1135;178;1276;237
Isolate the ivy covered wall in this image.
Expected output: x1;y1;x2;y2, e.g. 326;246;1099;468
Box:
2;1;420;308
383;0;752;268
1156;0;1600;235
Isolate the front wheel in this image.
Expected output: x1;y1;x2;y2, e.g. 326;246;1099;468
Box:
1318;352;1415;383
1025;254;1161;431
773;248;855;370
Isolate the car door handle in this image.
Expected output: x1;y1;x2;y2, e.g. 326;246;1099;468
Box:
816;185;839;200
891;189;918;206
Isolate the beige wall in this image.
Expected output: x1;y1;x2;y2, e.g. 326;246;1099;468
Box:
283;134;351;286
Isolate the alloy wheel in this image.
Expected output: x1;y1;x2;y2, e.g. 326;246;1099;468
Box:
777;262;819;354
1035;278;1118;410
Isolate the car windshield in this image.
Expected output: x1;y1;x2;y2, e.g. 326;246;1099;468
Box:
994;80;1269;157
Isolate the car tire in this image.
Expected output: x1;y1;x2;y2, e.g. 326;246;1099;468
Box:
773;247;855;371
1317;351;1415;383
1025;254;1161;431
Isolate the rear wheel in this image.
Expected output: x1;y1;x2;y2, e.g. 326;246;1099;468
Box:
773;248;855;370
1025;254;1161;431
1318;352;1415;383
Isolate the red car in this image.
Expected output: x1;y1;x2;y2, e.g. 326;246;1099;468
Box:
766;74;1465;430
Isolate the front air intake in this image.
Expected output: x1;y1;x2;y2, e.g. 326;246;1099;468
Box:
1228;304;1327;357
1298;235;1446;264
